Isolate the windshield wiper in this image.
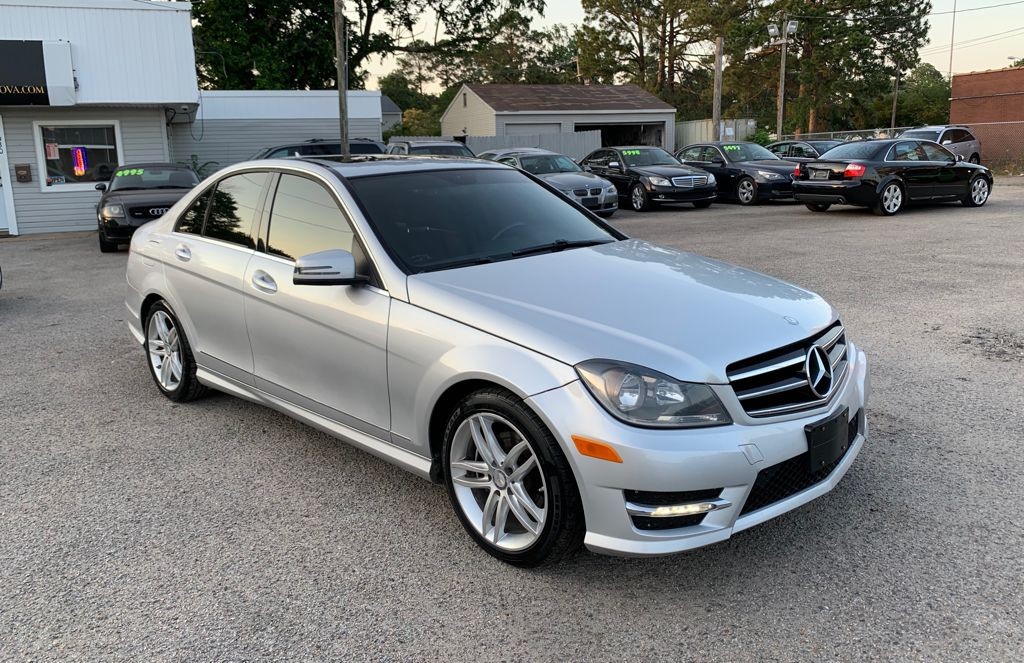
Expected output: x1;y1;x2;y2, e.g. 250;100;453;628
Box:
418;256;495;272
511;238;613;258
155;185;194;189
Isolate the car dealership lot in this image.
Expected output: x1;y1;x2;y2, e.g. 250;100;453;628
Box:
1;190;1022;660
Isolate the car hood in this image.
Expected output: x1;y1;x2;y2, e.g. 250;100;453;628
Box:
406;239;837;384
739;160;795;174
630;164;709;178
536;172;610;189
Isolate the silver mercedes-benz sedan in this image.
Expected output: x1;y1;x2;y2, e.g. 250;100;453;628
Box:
125;156;869;567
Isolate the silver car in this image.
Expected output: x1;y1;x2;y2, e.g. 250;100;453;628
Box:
900;125;981;163
125;156;870;566
483;149;619;217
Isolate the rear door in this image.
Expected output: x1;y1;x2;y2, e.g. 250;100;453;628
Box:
165;170;269;381
888;141;939;200
243;171;391;434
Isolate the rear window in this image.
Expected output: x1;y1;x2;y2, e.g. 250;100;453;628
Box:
818;142;886;160
900;129;941;142
350;142;384;154
408;144;475;157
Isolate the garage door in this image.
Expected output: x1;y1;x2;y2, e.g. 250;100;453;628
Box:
504;123;561;136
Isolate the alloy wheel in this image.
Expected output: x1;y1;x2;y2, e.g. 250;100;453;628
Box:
971;178;989;205
147;310;183;391
882;184;902;214
449;413;548;552
737;179;755;204
631;186;646;211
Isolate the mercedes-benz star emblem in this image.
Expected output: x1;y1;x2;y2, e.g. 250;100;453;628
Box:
805;345;834;398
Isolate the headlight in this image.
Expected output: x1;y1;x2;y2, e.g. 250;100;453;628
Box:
646;176;671;187
101;203;125;218
707;173;717;185
576;359;732;428
756;170;783;180
605;185;616;194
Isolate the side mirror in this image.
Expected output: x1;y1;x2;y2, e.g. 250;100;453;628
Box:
94;183;107;191
293;249;367;286
942;139;953;145
711;159;726;167
607;161;621;170
956;154;964;162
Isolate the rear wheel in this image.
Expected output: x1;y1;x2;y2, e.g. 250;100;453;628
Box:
630;183;652;212
962;175;990;207
98;232;118;253
144;301;208;402
692;200;713;209
442;388;584;567
804;202;831;212
872;182;904;216
735;177;757;205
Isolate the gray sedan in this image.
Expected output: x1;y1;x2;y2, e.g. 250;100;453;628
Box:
124;156;869;566
481;149;618;217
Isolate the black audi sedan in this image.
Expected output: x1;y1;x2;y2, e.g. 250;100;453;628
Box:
95;163;199;252
676;142;797;205
792;139;993;216
578;146;716;212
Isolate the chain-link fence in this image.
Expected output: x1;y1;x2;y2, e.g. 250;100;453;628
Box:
782;121;1024;172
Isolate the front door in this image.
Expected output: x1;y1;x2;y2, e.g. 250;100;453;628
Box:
0;114;14;233
244;172;392;435
921;142;967;198
889;141;938;200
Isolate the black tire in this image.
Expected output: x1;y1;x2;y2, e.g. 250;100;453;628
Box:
872;181;904;216
804;202;831;212
968;153;980;164
735;176;757;205
629;183;652;212
98;232;119;253
143;300;208;402
961;174;991;207
442;388;584;567
692;199;713;209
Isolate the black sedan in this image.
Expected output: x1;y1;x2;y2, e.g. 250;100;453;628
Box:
578;146;716;212
95;163;199;252
792;139;993;216
676;142;796;205
766;139;843;162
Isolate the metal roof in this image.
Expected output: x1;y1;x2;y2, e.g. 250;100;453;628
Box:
466;84;675;113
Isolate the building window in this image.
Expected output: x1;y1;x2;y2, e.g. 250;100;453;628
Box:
34;121;123;191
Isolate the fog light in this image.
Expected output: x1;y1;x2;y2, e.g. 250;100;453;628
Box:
651;503;717;517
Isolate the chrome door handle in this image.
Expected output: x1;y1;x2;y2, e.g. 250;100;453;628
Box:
252;270;278;294
174;244;191;261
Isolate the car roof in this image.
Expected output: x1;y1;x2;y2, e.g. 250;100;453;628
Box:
390;140;467;146
297;155;503;178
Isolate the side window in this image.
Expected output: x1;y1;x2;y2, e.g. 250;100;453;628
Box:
768;143;789;157
497;157;518;167
203;171;267;248
703;147;724;163
947;129;968;143
680;147;703;161
791;143;815;158
961;129;976;143
176;187;211;235
267;147;293;158
891;142;918;161
266;174;354;261
583;150;608;167
920;142;952;161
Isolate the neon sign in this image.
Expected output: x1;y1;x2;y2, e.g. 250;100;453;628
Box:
72;146;87;177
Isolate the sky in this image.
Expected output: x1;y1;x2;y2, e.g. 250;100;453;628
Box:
362;0;1024;87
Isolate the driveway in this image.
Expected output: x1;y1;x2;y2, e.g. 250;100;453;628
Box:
1;191;1021;660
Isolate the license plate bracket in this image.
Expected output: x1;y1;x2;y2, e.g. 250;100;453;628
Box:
810;169;829;180
805;407;850;473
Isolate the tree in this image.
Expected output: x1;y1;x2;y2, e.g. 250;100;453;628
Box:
1013;57;1024;68
396;108;441;135
193;0;545;90
896;63;951;126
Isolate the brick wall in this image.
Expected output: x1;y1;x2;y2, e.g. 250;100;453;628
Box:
950;67;1024;124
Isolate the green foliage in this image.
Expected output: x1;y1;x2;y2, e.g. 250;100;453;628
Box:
1012;58;1024;68
748;127;773;146
396;108;442;136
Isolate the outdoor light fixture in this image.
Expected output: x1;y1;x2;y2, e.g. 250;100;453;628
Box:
767;23;780;39
786;20;799;35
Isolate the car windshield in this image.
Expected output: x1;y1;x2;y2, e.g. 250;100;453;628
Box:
409;144;475;157
721;143;778;162
347;168;618;273
818;142;886;160
900;129;941;141
619;148;679;167
109;166;198;191
518;155;581;174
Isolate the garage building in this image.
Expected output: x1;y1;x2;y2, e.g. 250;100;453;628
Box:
440;84;676;149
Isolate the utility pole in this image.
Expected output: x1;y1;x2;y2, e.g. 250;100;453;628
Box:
775;21;788;139
712;36;724;141
948;0;958;80
334;0;350;158
890;64;901;132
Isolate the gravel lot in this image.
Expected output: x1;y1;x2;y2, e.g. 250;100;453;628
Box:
1;187;1022;661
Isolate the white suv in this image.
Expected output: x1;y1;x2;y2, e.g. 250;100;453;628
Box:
901;125;981;163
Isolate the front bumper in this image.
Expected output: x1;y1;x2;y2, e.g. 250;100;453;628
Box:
756;178;795;200
646;184;717;204
565;190;618;214
98;215;156;240
525;344;869;557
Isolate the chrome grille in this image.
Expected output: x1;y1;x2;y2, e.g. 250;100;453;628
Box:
573;187;604;196
727;323;849;418
671;175;709;188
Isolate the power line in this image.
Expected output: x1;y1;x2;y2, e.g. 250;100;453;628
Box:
788;0;1024;22
919;25;1024;54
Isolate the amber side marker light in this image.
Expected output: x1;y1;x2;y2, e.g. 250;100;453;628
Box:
572;435;623;463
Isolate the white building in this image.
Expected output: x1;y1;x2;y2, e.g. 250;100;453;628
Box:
0;0;386;236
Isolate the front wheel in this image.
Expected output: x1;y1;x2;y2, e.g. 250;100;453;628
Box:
962;175;990;207
805;202;831;212
144;301;208;402
872;182;904;216
629;183;652;212
442;388;584;567
692;199;713;209
735;177;757;205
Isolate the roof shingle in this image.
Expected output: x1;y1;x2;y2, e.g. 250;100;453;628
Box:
466;84;675;112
